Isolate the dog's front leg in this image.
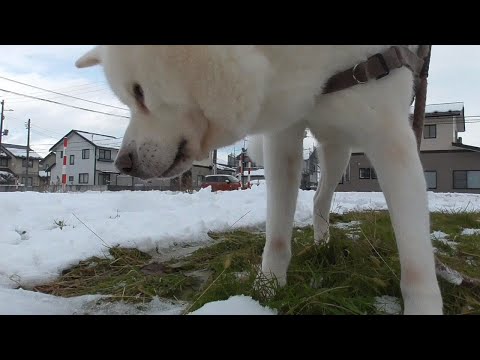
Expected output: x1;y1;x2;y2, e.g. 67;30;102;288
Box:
260;124;305;287
362;112;443;315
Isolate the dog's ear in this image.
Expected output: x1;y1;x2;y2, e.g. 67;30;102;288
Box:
183;46;270;135
75;46;102;68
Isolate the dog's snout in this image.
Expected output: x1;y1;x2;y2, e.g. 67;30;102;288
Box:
115;151;134;174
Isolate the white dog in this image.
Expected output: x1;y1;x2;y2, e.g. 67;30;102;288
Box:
76;45;443;315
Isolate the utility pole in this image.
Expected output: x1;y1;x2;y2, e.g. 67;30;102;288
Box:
0;100;4;151
213;149;217;175
0;100;14;154
25;119;31;191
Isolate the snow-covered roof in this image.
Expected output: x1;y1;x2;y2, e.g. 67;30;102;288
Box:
216;164;236;172
75;130;121;149
410;102;464;115
49;130;121;152
38;171;49;178
1;144;42;159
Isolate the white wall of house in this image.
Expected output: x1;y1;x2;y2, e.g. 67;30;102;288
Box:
50;133;214;186
50;132;96;185
420;115;462;152
95;148;119;172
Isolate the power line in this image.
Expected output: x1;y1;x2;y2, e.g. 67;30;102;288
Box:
30;124;65;137
0;75;128;111
0;88;130;119
3;82;109;102
5;87;111;105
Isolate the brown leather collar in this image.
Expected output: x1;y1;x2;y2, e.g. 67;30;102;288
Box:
322;46;429;95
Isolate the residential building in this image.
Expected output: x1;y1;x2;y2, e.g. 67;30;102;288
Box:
301;147;319;190
39;151;56;187
48;129;215;190
0;143;43;187
336;102;480;194
49;130;121;186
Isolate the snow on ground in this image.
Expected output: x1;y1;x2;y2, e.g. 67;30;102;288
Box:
0;288;186;315
189;295;277;315
1;187;479;314
461;228;480;236
437;266;464;285
374;295;402;315
430;231;458;249
331;221;362;240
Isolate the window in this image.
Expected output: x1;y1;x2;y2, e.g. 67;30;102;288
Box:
59;151;63;158
99;149;111;160
371;168;377;179
453;170;480;189
339;175;344;185
79;173;89;184
82;149;90;159
70;155;75;165
359;168;371;179
227;175;240;183
22;159;33;168
424;124;437;139
469;171;480;189
68;176;74;182
0;158;7;167
425;171;437;190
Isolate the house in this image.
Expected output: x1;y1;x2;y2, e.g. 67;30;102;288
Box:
0;143;43;187
228;148;258;172
49;130;122;186
301;147;319;190
48;129;215;190
336;102;480;194
39;151;56;186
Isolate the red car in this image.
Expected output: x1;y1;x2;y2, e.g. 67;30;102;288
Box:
201;174;242;192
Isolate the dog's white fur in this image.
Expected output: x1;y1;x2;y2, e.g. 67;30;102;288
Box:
76;45;443;314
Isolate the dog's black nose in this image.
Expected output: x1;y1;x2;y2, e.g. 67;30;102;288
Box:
115;152;134;174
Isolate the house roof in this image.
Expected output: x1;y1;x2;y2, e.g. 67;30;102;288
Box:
1;143;43;159
44;163;56;172
0;168;16;176
40;152;56;163
48;130;121;152
216;164;236;172
411;102;465;132
452;142;480;152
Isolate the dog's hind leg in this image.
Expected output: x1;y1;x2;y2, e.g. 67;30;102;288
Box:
360;109;442;315
260;123;304;287
311;143;351;244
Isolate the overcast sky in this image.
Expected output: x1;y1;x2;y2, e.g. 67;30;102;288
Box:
0;45;479;164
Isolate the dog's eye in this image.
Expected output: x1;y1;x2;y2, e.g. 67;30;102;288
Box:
133;83;145;106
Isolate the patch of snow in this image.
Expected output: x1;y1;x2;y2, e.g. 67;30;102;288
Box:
0;287;186;315
461;228;480;236
374;295;402;315
430;231;458;249
437;267;463;285
188;295;277;315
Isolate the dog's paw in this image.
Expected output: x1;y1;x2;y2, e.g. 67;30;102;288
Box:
314;229;330;245
402;290;443;315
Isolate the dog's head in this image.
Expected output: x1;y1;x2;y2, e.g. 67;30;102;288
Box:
75;45;270;179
